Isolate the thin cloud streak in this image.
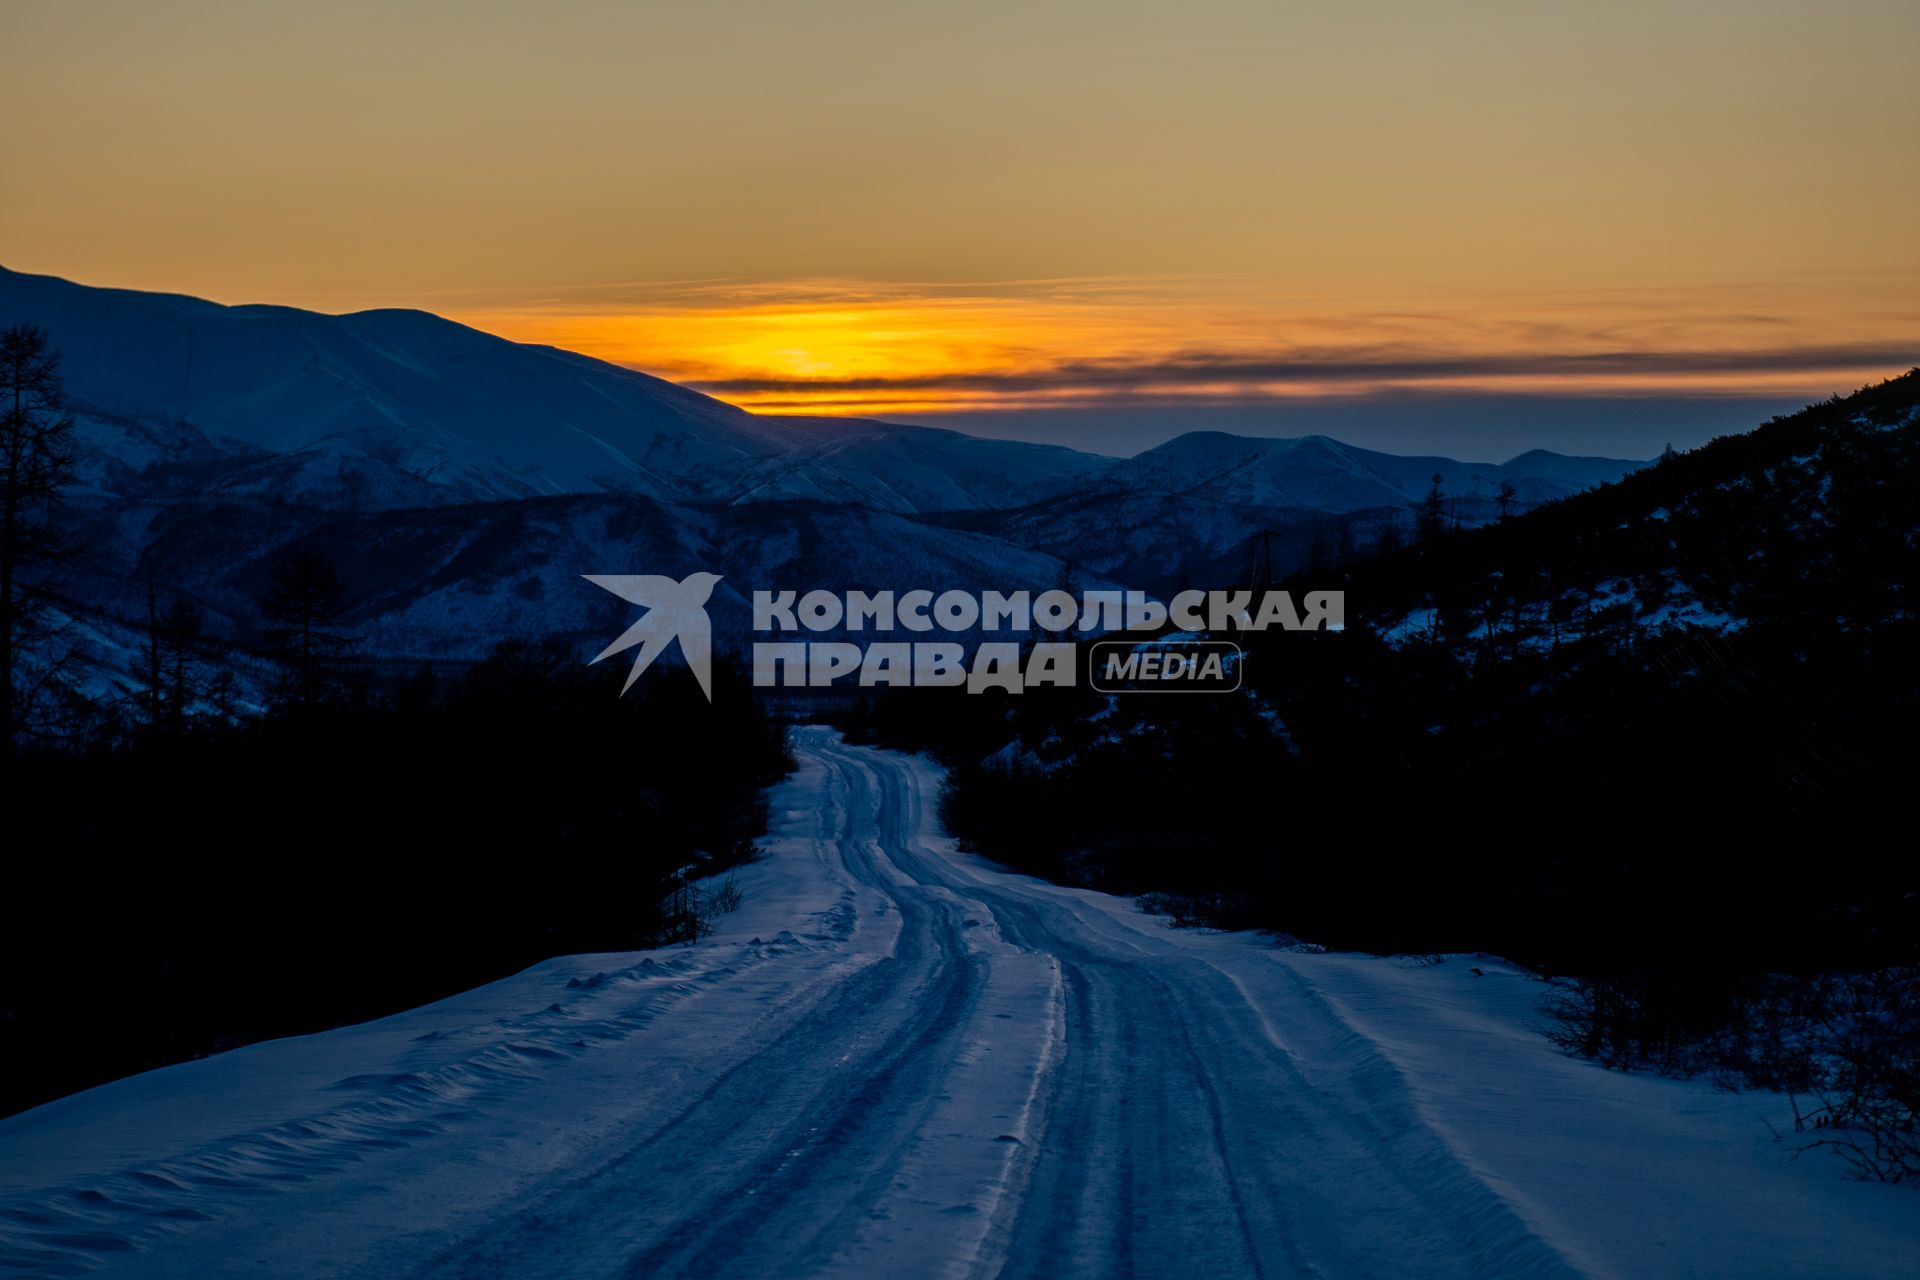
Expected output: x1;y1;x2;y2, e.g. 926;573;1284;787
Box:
686;345;1917;396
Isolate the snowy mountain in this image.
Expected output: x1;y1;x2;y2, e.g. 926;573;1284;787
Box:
1103;430;1644;510
0;266;1111;514
934;430;1644;595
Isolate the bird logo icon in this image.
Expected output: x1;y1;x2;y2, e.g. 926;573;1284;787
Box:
584;571;724;700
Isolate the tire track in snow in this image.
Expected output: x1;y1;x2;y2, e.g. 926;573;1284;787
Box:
837;733;1581;1280
413;735;1000;1279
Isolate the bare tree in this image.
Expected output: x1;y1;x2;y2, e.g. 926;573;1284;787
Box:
0;326;78;750
1418;473;1446;544
137;567;211;733
259;550;355;713
163;597;207;730
141;568;166;730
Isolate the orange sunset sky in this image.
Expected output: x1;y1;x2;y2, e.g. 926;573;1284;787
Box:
3;0;1916;450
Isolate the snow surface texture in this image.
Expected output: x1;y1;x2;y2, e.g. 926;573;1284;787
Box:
3;730;1912;1278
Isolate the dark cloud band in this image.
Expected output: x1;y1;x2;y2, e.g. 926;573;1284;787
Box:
687;345;1916;399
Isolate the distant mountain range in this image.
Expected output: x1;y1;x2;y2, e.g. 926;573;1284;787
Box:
1106;431;1636;510
0;265;1648;671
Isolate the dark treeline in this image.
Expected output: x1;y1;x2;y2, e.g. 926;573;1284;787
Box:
1;645;789;1118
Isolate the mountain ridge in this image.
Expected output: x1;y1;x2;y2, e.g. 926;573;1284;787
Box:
3;264;1645;519
0;265;1113;514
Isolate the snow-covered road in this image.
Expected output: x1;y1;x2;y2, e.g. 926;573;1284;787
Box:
2;727;1915;1278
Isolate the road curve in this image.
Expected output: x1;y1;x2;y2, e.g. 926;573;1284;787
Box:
414;727;1576;1280
4;727;1914;1280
